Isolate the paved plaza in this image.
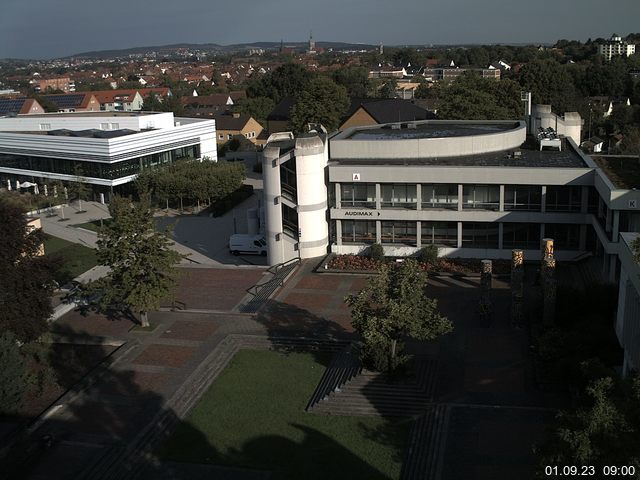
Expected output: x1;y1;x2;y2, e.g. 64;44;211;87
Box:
9;261;560;479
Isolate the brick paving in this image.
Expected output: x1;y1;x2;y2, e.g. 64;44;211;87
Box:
12;260;561;480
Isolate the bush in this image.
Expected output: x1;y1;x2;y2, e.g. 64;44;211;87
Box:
359;338;409;374
418;245;438;265
369;243;384;261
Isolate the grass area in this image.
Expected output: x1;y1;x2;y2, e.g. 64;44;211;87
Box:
158;350;410;480
593;155;640;189
44;235;98;284
72;219;112;232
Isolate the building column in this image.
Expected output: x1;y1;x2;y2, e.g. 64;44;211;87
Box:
606;207;612;233
376;220;381;244
416;221;422;248
457;221;463;248
335;183;341;209
458;184;463;211
579;224;587;251
540;186;547;213
499;185;505;212
540;223;545;243
375;183;381;210
580;186;589;214
416;184;422;211
609;254;617;283
336;219;342;246
498;223;504;250
612;211;620;242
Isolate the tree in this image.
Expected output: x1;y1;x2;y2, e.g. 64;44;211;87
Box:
235;96;275;125
88;196;183;327
345;259;453;372
0;199;58;342
246;63;313;103
67;164;91;212
332;66;372;98
518;59;579;113
290;76;349;133
0;332;34;414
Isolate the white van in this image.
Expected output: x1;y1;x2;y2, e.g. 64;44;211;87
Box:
229;234;267;256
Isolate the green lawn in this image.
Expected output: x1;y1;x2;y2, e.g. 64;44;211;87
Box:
43;235;98;284
158;350;410;480
72;219;112;232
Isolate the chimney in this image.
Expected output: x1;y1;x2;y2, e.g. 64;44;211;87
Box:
232;112;240;119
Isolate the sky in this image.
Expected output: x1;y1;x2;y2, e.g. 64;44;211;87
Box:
1;0;639;59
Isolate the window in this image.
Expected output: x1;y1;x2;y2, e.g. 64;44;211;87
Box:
100;123;109;130
504;185;542;211
462;223;499;248
110;123;119;130
422;184;458;209
342;220;376;244
502;223;540;249
381;221;416;245
227;134;233;140
421;222;457;246
545;186;582;212
463;185;500;210
544;224;580;250
381;184;417;208
218;134;223;139
39;123;51;131
340;183;376;208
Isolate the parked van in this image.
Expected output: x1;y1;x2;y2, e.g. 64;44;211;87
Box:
229;234;267;256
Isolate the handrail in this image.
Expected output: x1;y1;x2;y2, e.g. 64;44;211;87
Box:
247;257;301;296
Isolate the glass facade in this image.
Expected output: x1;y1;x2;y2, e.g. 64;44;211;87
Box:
341;183;376;208
0;144;199;181
502;223;540;249
504;185;542;211
342;220;376;244
544;223;580;249
282;204;298;239
545;186;582;212
381;221;417;245
421;221;457;246
462;223;499;248
422;184;458;209
280;158;297;201
462;185;500;210
381;184;417;208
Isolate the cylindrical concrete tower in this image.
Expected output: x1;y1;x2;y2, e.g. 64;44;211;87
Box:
263;142;286;265
294;135;329;259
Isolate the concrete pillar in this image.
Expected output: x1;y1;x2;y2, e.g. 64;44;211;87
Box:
498;223;504;250
375;183;381;210
336;219;342;246
580;186;589;214
609;254;617;283
612;211;620;242
458;184;464;211
416;184;422;211
511;250;524;327
499;185;505;212
376;220;381;244
579;225;587;251
457;221;463;248
263;146;285;265
540;186;547;213
416;221;422;248
540;224;545;243
335;183;341;209
605;207;612;232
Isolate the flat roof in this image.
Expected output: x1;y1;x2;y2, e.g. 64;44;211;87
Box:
331;139;588;168
346;122;519;140
592;155;640;189
11;111;163;118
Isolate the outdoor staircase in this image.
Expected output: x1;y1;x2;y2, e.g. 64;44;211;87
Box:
310;356;438;417
400;404;449;480
305;346;362;411
239;258;300;313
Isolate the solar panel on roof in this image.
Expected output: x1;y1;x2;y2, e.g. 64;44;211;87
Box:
0;98;26;115
46;94;84;109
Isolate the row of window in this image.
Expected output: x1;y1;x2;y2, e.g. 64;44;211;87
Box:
340;220;581;250
339;183;592;213
0;145;200;180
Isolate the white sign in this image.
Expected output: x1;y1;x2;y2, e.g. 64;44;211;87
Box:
352;173;361;181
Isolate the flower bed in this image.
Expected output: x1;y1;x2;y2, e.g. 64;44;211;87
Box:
325;254;511;275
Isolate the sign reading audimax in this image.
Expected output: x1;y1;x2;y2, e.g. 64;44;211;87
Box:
344;211;381;216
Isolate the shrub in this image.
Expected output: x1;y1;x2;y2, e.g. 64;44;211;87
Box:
369;243;384;261
418;245;438;265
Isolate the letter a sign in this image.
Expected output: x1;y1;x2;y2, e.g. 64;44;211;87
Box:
352;173;361;181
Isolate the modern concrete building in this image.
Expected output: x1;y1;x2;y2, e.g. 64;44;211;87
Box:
0;111;217;195
598;34;636;61
261;111;640;374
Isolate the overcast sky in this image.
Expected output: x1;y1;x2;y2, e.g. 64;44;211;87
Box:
1;0;639;59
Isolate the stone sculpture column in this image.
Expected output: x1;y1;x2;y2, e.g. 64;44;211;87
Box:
541;238;557;325
479;259;493;323
510;249;524;327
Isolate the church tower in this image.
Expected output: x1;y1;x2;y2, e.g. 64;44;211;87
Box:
308;31;316;54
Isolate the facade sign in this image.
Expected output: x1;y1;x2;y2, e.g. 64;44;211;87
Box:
629;199;637;209
352;173;361;181
344;211;381;217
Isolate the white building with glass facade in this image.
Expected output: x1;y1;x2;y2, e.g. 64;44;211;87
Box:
0;111;217;196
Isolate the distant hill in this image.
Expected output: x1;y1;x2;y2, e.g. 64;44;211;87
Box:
66;41;380;59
